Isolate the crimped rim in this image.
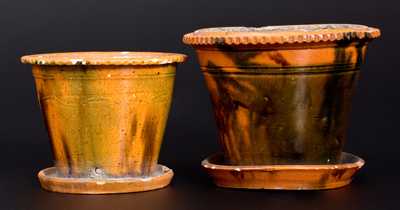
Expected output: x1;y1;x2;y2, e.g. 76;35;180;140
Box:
21;51;187;65
183;24;381;45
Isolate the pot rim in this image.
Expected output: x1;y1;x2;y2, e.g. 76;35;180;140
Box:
183;24;380;46
21;51;187;66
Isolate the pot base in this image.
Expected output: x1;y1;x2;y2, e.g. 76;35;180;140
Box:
202;152;364;190
38;165;173;194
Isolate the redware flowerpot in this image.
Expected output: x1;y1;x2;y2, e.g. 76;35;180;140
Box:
183;24;380;190
21;52;186;194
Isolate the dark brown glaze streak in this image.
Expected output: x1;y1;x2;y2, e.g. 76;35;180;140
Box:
184;24;380;190
201;45;362;165
22;52;186;193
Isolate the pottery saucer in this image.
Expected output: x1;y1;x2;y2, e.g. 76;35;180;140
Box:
38;165;173;194
202;152;364;190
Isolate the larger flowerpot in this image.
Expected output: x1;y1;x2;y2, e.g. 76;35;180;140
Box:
21;52;186;194
183;24;380;189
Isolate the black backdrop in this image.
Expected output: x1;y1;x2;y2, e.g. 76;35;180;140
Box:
0;0;398;209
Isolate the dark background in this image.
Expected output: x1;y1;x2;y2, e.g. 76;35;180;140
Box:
0;0;398;209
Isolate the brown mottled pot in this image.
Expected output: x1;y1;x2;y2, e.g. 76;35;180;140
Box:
21;52;186;194
183;24;380;189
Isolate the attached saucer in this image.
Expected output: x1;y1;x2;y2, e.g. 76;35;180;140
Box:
38;165;173;194
202;152;364;190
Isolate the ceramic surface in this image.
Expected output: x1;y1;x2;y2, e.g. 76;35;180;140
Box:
184;24;380;166
202;152;364;190
22;52;186;193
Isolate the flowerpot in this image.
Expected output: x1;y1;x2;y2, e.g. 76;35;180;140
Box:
183;24;380;189
21;52;186;194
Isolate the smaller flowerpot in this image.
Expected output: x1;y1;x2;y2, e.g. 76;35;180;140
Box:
183;24;380;190
21;52;186;194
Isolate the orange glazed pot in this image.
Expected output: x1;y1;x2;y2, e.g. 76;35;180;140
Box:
21;52;186;194
183;24;380;190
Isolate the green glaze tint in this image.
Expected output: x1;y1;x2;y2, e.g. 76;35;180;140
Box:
33;65;176;177
22;52;186;194
197;43;365;165
184;25;380;190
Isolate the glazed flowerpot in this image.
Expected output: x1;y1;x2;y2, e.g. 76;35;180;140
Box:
183;24;380;189
21;52;186;194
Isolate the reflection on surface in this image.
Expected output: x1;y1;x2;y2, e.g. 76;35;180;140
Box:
31;186;180;210
2;138;395;210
